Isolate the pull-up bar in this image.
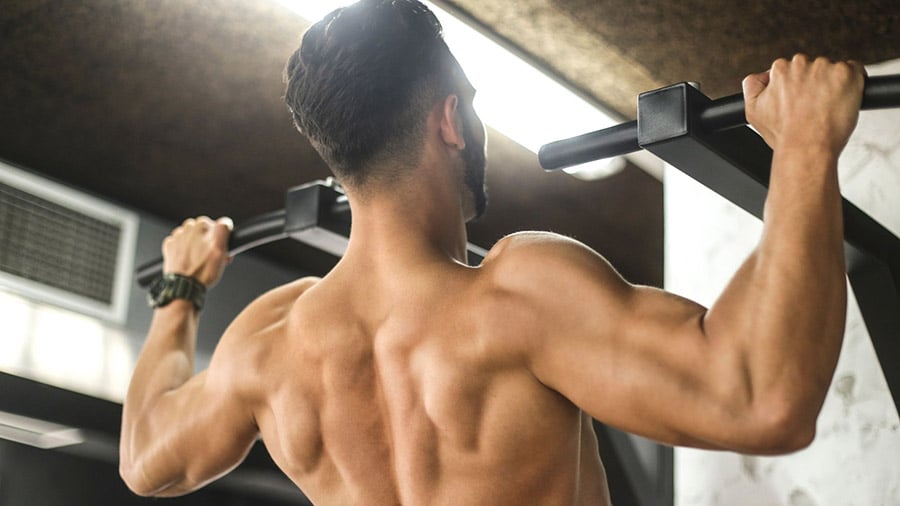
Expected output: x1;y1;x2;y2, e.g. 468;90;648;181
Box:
135;180;488;288
539;74;900;171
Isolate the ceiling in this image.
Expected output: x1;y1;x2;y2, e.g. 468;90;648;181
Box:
2;0;898;286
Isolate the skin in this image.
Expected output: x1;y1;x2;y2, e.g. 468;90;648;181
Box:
120;54;865;504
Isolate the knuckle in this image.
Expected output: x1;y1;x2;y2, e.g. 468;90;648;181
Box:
846;59;864;72
834;62;852;77
771;58;789;72
835;60;854;72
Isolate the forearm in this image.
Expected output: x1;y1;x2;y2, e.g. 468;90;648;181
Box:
121;300;200;470
705;141;847;418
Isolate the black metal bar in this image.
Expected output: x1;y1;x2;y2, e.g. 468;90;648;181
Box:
844;244;900;414
698;93;745;132
136;180;487;287
699;74;900;134
637;82;900;414
539;74;900;171
593;421;656;506
594;421;672;506
861;74;900;109
135;210;289;287
538;121;638;171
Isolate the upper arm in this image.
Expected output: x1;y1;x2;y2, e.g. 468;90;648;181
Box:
488;233;753;451
124;276;319;496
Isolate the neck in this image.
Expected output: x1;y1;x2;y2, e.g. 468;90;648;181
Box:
342;174;470;268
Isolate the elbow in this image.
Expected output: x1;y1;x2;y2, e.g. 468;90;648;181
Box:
119;462;156;497
119;435;154;496
119;449;173;498
743;399;817;454
119;457;195;498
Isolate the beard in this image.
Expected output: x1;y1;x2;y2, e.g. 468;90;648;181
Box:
460;115;487;221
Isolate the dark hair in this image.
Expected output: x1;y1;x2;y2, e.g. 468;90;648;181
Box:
284;0;458;187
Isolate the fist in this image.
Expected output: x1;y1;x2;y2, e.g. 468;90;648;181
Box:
742;54;866;153
162;216;233;288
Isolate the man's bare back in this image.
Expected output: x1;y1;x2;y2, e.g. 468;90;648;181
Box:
118;1;866;502
247;238;609;504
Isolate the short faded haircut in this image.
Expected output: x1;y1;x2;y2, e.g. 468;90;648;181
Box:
284;0;460;187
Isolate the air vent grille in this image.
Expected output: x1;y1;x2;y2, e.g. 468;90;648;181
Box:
0;162;137;323
0;182;122;304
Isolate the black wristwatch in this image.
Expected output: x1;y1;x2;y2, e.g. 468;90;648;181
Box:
147;273;206;311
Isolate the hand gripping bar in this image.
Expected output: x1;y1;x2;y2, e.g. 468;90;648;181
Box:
538;74;900;171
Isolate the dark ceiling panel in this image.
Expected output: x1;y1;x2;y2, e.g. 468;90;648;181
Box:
443;0;900;116
0;0;665;285
0;0;327;222
4;0;895;289
550;0;900;99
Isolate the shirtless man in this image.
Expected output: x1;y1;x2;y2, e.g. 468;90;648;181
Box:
119;0;865;503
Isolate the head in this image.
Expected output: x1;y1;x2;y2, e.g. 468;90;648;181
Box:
284;0;487;220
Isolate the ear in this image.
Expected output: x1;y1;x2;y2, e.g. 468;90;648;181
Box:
438;94;466;151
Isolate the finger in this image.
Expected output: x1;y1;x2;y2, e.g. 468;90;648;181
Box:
846;59;867;78
217;216;234;231
212;217;233;249
194;215;214;233
162;235;174;254
742;70;770;101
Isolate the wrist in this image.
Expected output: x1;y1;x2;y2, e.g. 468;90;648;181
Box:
154;298;200;313
152;299;201;330
773;138;840;168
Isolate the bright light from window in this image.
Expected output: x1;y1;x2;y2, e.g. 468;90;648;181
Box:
273;0;624;179
0;290;30;372
0;289;137;402
31;304;106;392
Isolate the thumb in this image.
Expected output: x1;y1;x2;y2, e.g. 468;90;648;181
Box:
742;70;770;103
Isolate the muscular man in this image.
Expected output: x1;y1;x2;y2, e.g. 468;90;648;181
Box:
119;0;865;503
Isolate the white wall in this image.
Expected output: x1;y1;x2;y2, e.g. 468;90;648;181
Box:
667;60;900;506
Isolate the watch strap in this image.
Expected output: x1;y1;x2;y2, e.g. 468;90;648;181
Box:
147;273;206;311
